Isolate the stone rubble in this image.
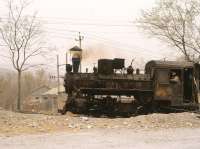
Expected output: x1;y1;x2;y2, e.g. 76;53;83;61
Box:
0;109;199;136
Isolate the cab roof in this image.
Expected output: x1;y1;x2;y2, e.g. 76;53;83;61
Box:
145;60;194;73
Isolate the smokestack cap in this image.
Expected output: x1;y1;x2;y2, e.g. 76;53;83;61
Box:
69;46;82;52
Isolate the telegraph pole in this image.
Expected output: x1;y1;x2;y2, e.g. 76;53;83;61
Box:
57;55;60;94
75;32;84;48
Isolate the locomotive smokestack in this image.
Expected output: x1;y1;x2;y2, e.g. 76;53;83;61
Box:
69;46;82;73
72;57;80;73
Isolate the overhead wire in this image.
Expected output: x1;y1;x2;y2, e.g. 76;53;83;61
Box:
1;16;137;27
45;30;163;58
45;29;162;58
0;16;165;67
40;21;163;58
44;27;138;34
82;32;160;55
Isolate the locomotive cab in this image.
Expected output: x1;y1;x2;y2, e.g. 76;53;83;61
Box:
145;61;199;110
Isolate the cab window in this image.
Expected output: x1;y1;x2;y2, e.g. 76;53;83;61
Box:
157;69;169;84
169;69;181;83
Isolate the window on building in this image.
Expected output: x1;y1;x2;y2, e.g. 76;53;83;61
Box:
43;96;48;100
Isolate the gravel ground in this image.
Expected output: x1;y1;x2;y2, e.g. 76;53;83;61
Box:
0;128;200;149
0;109;200;136
0;109;200;148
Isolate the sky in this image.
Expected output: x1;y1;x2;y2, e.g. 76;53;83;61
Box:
0;0;179;74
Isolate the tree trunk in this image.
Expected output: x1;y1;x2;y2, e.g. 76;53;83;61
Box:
17;70;21;112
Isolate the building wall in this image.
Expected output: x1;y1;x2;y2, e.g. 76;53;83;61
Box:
22;94;67;114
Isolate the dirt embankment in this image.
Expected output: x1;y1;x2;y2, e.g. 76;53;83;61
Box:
0;109;200;136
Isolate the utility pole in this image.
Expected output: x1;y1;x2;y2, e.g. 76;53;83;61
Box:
57;55;60;94
75;32;84;48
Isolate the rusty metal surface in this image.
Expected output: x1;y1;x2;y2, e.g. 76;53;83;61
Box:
145;60;194;74
63;58;199;114
80;88;153;95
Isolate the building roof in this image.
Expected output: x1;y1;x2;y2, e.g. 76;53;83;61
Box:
69;46;82;52
30;85;51;96
42;85;65;95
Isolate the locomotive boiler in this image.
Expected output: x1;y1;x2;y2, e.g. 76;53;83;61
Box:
62;57;200;115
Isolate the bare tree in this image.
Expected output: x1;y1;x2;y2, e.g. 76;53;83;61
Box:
0;69;50;110
0;0;44;111
137;0;200;62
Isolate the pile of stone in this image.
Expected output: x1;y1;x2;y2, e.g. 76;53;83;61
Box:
0;109;199;136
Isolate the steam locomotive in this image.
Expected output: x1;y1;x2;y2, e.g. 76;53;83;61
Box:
62;53;200;115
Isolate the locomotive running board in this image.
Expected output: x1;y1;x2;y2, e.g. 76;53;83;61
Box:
80;88;153;95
